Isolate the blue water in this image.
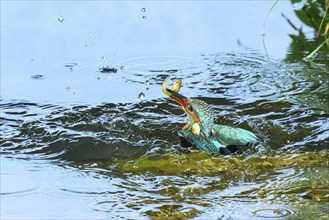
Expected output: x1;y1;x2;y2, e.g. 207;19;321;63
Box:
1;1;328;219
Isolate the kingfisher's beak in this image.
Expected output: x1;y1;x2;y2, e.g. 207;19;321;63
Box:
166;88;188;110
167;88;202;136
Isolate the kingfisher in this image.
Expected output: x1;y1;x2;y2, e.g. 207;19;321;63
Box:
162;78;257;155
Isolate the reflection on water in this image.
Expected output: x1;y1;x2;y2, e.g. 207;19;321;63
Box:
1;51;328;219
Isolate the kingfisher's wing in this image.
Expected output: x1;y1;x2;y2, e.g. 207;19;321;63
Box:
212;124;257;147
178;130;232;154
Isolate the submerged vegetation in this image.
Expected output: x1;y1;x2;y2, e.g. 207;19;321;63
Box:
115;150;329;219
117;151;329;178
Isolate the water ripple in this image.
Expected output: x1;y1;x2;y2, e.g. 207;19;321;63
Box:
1;51;328;219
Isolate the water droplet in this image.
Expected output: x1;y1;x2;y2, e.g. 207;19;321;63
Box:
64;62;78;68
58;16;64;22
89;32;93;36
102;56;106;60
97;77;101;80
120;66;125;70
138;92;145;100
73;92;76;95
30;74;44;79
142;16;146;19
30;59;34;62
141;8;146;12
146;88;150;91
69;68;73;72
66;87;71;91
145;80;150;86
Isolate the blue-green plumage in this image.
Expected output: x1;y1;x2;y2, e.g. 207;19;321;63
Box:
166;89;257;154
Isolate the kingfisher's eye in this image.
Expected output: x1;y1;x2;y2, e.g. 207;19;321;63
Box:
187;104;193;112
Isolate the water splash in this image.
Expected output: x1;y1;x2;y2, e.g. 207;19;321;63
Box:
138;92;145;100
58;16;64;22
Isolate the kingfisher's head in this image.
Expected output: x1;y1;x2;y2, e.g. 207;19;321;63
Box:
166;88;214;137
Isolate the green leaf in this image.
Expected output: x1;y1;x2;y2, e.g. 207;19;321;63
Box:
305;39;329;60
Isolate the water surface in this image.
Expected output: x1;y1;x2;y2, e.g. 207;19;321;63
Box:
1;1;329;219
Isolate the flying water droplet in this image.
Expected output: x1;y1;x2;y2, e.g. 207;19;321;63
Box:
30;74;44;79
58;16;64;22
141;8;146;12
145;80;150;86
120;66;125;70
69;68;73;72
66;87;71;91
138;92;145;100
142;16;146;19
64;62;78;68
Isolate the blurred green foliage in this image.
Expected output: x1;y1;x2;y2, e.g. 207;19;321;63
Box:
284;0;328;62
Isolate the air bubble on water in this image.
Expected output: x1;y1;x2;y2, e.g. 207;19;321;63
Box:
120;66;125;70
138;92;145;100
66;87;71;91
141;8;146;12
145;80;150;86
142;16;146;19
58;16;64;22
